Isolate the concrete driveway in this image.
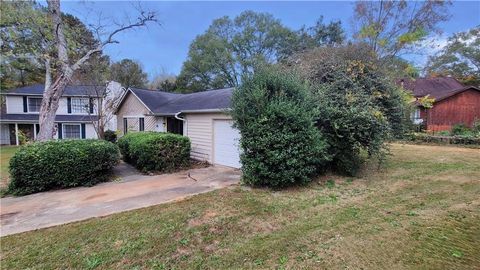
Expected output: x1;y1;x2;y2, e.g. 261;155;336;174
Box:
0;164;240;236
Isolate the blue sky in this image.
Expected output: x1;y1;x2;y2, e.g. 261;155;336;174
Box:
60;1;480;79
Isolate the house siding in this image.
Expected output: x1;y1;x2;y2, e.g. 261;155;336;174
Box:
424;89;480;131
116;91;160;134
6;95;99;115
184;112;231;163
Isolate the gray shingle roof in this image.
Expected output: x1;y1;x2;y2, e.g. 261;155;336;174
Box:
128;88;234;115
2;84;105;97
0;114;99;122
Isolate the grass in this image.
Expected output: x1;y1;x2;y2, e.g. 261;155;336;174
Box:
1;143;479;269
0;145;18;188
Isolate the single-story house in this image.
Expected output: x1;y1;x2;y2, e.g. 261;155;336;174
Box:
115;87;241;168
1;85;103;145
400;77;480;131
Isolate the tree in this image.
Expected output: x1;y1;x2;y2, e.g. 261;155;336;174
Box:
425;27;480;86
286;44;409;175
353;0;451;59
0;1;105;90
177;11;344;92
149;72;178;92
110;59;149;89
282;16;344;56
33;0;156;141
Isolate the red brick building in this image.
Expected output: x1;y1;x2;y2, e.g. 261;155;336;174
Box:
401;77;480;132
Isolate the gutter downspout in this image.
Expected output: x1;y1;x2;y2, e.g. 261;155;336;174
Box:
174;112;186;136
174;112;185;121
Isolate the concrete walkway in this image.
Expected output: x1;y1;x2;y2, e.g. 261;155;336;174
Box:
0;164;240;236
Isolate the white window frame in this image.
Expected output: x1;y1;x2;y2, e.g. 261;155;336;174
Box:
27;97;43;113
71;97;90;114
412;108;423;124
63;124;82;139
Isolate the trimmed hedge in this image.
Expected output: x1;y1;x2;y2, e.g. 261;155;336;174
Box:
118;132;191;173
8;139;120;195
407;133;480;145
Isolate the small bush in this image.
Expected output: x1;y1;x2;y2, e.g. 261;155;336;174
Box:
231;67;330;188
451;123;471;136
117;132;191;173
104;130;117;143
473;119;480;134
8;140;120;195
437;130;450;136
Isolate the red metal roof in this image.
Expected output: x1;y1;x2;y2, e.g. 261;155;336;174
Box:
399;77;466;100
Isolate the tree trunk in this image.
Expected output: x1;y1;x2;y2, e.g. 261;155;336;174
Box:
36;0;72;141
36;74;72;141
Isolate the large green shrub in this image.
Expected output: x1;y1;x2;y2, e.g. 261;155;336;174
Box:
8;140;120;195
231;67;330;188
288;45;407;175
118;132;191;173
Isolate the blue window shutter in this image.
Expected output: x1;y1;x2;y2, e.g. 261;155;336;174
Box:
89;98;94;114
58;123;62;139
23;96;28;112
67;97;72;113
124;118;128;134
81;123;86;139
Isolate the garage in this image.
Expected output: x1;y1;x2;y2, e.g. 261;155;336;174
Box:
213;119;241;168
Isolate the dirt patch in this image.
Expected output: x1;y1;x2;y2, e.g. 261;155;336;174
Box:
433;174;480;184
187;210;218;228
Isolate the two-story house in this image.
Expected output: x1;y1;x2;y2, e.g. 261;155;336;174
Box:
0;84;104;145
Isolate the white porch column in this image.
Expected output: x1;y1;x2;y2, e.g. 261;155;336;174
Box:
15;123;19;145
33;123;37;140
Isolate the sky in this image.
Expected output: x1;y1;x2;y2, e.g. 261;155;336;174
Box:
59;1;480;80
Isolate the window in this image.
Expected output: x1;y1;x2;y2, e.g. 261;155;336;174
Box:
167;117;183;135
63;124;81;139
71;98;90;113
139;117;144;131
28;97;42;112
411;108;423;124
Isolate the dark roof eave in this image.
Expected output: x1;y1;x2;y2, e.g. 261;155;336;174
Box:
1;93;102;97
150;108;231;116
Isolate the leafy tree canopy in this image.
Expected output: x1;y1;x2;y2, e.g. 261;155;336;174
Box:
0;0;107;90
353;0;451;59
425;27;480;86
177;11;344;92
110;59;148;89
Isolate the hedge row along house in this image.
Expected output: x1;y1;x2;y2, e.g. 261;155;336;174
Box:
401;77;480;132
0;82;124;145
115;87;241;168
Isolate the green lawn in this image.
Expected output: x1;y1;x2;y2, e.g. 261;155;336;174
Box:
1;143;479;269
0;146;18;188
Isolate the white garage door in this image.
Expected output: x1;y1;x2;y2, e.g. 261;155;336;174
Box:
213;120;241;168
